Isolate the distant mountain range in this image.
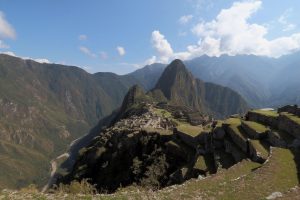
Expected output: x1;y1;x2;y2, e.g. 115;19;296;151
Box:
150;59;248;118
130;51;300;108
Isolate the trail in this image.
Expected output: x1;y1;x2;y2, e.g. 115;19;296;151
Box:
42;153;69;192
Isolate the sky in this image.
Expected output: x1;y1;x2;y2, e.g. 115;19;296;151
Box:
0;0;300;74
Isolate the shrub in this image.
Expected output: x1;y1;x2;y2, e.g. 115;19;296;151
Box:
54;179;97;195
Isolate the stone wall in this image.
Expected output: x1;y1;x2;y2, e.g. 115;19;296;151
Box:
267;131;287;148
278;105;300;117
241;121;268;139
224;125;248;153
173;128;198;149
246;112;279;129
224;139;246;162
278;114;300;139
248;140;267;164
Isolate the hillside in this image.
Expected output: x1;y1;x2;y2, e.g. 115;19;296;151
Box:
49;88;300;199
51;61;248;192
0;54;140;189
129;52;300;108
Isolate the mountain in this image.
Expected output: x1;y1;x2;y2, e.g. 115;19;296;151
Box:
0;54;140;189
129;52;300;108
151;59;249;118
52;59;248;189
54;71;300;198
184;54;280;108
129;63;166;90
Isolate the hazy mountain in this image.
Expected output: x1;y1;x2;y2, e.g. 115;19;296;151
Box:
151;59;248;118
129;52;300;108
129;63;166;90
0;54;140;188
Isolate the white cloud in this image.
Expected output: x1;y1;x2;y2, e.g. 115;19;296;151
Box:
0;51;50;63
151;31;174;63
79;46;97;58
33;58;50;63
0;11;16;39
144;56;157;65
99;51;108;60
148;0;300;62
1;51;15;56
278;9;296;32
78;34;87;41
116;46;126;56
0;40;9;49
179;15;193;25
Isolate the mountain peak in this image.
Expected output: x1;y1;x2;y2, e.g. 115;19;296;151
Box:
119;85;145;111
165;59;187;73
153;59;193;100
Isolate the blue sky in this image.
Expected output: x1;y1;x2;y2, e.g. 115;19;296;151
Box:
0;0;300;74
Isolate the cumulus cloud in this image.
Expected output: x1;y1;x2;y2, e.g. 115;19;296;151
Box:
79;46;97;58
178;15;193;25
278;9;296;32
78;34;87;41
151;31;174;63
0;11;16;39
148;0;300;62
116;46;126;56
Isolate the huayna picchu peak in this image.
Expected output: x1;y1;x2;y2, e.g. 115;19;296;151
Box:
151;59;249;118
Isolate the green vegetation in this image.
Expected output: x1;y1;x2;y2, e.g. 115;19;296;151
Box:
225;117;241;126
242;120;269;133
281;112;300;125
194;155;207;171
249;140;269;158
177;123;203;137
153;107;203;137
251;109;279;117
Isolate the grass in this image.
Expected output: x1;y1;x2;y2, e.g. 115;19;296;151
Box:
224;118;241;126
281;112;300;125
194;155;207;171
251;109;279;117
156;147;298;199
153;107;204;137
1;148;299;199
242;120;269;133
249;140;269;159
176;123;203;137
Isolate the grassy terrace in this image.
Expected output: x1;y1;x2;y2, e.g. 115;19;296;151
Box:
156;147;298;199
249;140;269;158
224;118;248;141
242;120;269;133
153;107;203;137
281;112;300;125
250;109;279;117
271;129;295;144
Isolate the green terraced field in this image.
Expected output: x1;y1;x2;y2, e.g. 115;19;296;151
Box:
251;109;279;117
242;120;269;133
